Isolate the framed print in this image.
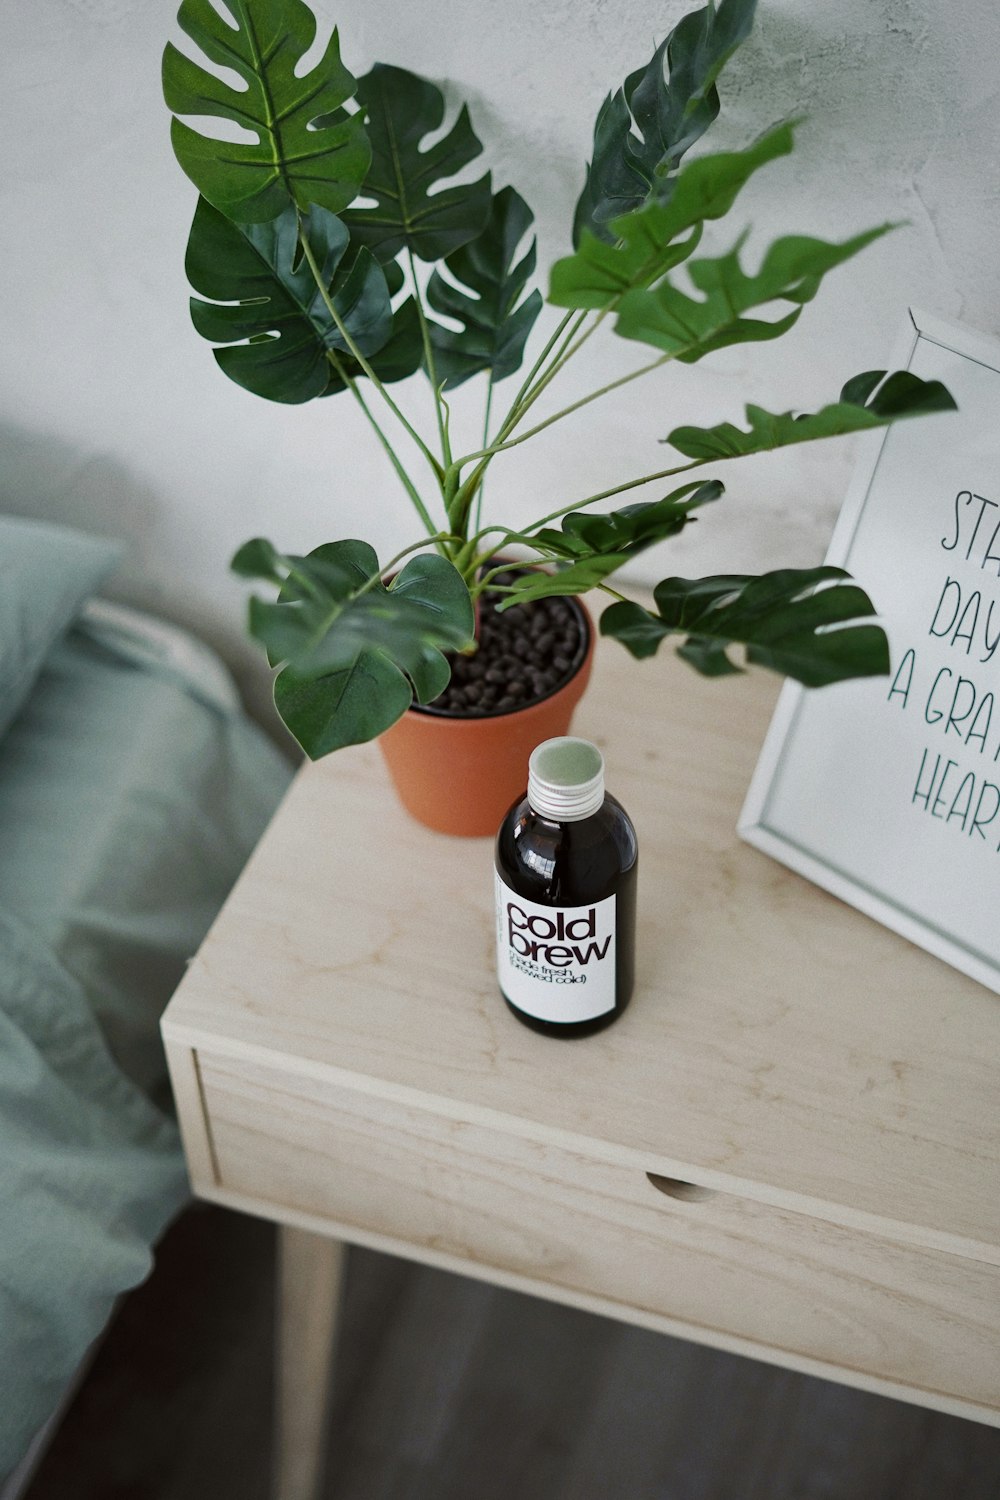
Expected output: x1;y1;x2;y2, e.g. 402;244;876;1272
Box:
739;308;1000;995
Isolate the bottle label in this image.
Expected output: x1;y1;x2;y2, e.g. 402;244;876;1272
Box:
494;872;616;1024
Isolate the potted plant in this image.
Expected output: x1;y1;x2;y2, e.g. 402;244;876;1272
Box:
162;0;954;835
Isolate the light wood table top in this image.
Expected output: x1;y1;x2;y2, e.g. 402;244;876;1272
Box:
163;634;1000;1431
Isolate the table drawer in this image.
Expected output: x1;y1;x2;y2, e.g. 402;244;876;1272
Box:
193;1049;1000;1424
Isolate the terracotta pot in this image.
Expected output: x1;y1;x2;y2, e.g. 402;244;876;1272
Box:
378;597;595;837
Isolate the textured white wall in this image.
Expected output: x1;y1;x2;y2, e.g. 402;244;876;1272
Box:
2;0;997;706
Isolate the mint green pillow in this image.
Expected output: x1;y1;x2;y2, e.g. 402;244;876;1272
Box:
0;517;121;740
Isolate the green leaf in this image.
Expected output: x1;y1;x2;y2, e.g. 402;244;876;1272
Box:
615;223;895;361
601;567;890;687
340;64;492;263
574;0;757;243
236;539;475;755
552;122;794;311
533;480;724;559
274;651;413;757
426;187;543;388
666;369;958;459
231;536;287;582
320;297;425;395
494;555;633;606
496;481;724;608
185;197;393;403
163;0;370;223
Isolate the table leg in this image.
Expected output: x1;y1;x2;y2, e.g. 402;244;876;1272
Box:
272;1224;347;1500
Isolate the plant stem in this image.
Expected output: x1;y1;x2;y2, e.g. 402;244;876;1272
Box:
329;353;439;540
451;448;699;553
473;380;494;536
352;534;460;599
481;348;677;461
524;460;702;533
450;310;602;470
407;247;453;468
468;544;516;575
443;311;596;533
482;309;590;455
451;229;704;473
494;308;578;439
503;227;704;448
470;554;556;598
452;524;514;576
498;308;603;435
297;219;442;484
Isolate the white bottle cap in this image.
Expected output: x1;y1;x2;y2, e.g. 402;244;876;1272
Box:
527;737;605;822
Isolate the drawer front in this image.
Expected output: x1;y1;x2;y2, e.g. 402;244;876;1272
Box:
194;1050;1000;1423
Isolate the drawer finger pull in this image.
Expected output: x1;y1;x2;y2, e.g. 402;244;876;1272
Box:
646;1172;717;1203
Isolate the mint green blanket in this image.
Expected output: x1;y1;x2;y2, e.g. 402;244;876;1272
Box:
0;912;188;1477
0;607;291;1478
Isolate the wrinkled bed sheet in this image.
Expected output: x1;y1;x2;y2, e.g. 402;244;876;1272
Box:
0;603;291;1478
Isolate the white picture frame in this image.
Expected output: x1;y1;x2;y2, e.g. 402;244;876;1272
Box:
739;308;1000;996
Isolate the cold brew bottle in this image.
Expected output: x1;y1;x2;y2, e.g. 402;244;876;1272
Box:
494;737;638;1037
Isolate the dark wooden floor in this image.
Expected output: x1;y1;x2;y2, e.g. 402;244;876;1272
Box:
25;1204;1000;1500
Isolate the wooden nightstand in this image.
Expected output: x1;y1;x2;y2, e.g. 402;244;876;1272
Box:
161;640;1000;1500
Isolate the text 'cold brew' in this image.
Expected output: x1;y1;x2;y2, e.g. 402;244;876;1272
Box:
494;737;638;1037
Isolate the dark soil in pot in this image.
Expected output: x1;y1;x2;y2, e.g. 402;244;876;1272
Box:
420;568;588;719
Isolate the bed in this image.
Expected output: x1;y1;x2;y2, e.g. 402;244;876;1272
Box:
0;517;291;1487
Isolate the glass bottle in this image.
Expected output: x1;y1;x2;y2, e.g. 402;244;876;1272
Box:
494;737;638;1037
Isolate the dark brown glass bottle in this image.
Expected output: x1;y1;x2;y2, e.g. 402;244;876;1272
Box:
494;738;638;1038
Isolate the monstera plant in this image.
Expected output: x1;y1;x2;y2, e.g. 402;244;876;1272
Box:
162;0;954;760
